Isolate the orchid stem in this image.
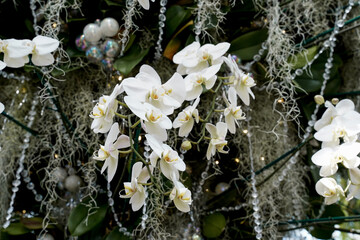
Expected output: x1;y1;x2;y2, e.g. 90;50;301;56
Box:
131;119;141;129
115;112;128;119
214;109;225;112
117;100;128;108
119;149;133;154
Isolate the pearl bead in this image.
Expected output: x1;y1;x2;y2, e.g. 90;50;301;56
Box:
53;167;68;182
100;18;119;37
64;175;82;192
83;23;102;43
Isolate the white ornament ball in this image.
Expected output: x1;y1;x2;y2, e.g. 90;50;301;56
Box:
100;18;119;37
53;167;67;182
64;175;82;192
215;182;230;195
83;23;102;43
38;233;55;240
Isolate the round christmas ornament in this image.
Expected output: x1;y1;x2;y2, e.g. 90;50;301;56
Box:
75;34;89;51
86;46;103;62
101;57;114;71
101;39;120;58
83;23;102;43
53;167;67;182
100;17;119;37
64;175;82;192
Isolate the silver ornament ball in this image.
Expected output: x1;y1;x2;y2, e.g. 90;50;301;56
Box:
83;23;102;43
64;175;82;192
101;39;120;58
100;18;119;37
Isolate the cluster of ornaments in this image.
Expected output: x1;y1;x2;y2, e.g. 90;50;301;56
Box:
312;99;360;204
75;18;120;71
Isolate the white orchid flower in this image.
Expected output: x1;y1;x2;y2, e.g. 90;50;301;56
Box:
90;84;123;133
224;87;246;134
184;64;221;100
146;134;186;180
223;54;255;106
314;99;356;131
93;123;131;182
347;168;360;201
122;64;185;115
170;179;192;212
125;97;172;141
138;0;154;10
205;122;228;160
315;177;344;205
312;142;360;177
2;39;32;68
30;36;59;66
174;42;230;74
0;60;5;70
0;102;4;113
120;162;153;211
173;97;200;137
314;113;360;145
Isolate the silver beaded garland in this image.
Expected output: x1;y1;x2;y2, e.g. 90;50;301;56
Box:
154;0;168;60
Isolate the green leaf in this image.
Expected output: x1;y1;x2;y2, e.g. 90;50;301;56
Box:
202;213;226;238
310;227;334;239
67;204;108;236
20;217;44;230
294;53;342;93
104;0;123;6
229;29;268;61
113;45;149;76
105;227;132;240
165;5;191;40
289;46;318;69
2;223;30;236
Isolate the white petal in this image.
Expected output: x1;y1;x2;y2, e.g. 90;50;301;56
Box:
124;96;146;120
113;135;131;149
160;159;177;180
324;195;338;205
0;61;6;70
319;164;338;177
311;148;334;166
130;191;146;211
145;134;164;156
145;122;168;141
186;86;203;101
205;123;217;138
349;168;360;185
210;42;231;60
347;184;360;200
0;102;4;113
336;99;355;115
314;124;335;142
131;162;143;180
163;72;186;106
204;75;217;90
225;114;236;134
235;84;250;106
101;156;118;182
105;123;120;148
343;157;360;169
206;143;214;160
179;118;194;137
5;39;32;58
138;0;150;9
174;198;190;212
216;122;228;138
32;36;59;55
228;87;237;106
174;159;186;171
138;165;153;183
122;78;151;101
138;64;161;85
4;54;29;68
149;151;159;167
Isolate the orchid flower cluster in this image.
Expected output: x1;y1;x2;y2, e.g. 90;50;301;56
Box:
0;36;59;70
90;41;256;213
312;99;360;204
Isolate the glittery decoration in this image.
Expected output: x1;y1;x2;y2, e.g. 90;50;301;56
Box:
75;35;89;52
86;46;103;63
102;39;120;58
101;58;114;71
